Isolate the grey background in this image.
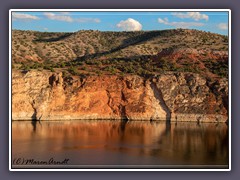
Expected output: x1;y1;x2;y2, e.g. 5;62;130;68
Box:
0;0;238;179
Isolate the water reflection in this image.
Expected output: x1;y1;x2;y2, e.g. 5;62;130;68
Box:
12;120;228;167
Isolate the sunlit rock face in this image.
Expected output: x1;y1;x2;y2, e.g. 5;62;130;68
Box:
12;70;228;122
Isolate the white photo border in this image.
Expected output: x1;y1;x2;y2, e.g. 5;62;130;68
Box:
9;9;231;172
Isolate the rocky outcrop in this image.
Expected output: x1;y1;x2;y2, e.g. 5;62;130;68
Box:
12;70;228;122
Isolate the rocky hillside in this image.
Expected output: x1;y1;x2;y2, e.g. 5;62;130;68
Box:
12;29;228;78
12;70;228;122
11;29;229;122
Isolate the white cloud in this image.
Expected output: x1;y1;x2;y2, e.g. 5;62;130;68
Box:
217;23;228;30
12;13;40;21
43;12;73;22
158;18;165;24
117;18;142;31
59;12;70;15
75;18;101;23
43;12;100;23
94;18;101;23
172;12;209;21
158;18;204;28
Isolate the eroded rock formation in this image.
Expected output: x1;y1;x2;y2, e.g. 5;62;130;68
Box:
12;70;228;122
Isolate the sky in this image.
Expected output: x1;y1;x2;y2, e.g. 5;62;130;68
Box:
11;11;229;35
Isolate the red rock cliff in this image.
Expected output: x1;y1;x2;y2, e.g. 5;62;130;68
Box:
12;70;228;122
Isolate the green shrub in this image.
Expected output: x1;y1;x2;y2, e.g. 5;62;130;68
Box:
68;66;78;75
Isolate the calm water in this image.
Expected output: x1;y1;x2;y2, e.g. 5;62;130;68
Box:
12;120;229;169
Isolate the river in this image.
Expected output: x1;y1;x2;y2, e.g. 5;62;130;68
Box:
11;120;229;169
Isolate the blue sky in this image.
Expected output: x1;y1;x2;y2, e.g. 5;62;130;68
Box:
12;11;229;35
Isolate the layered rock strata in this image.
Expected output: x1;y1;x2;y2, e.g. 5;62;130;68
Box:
12;70;228;122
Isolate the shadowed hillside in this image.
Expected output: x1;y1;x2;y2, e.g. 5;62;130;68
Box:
11;29;229;122
12;29;228;78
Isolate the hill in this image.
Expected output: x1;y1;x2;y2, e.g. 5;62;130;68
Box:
12;29;228;78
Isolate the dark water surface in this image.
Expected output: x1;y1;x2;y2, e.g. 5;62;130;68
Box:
12;120;229;169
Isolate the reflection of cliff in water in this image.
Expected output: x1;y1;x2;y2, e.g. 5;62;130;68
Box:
153;122;228;165
12;120;228;166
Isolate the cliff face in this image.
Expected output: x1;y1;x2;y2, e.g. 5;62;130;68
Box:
12;70;228;122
